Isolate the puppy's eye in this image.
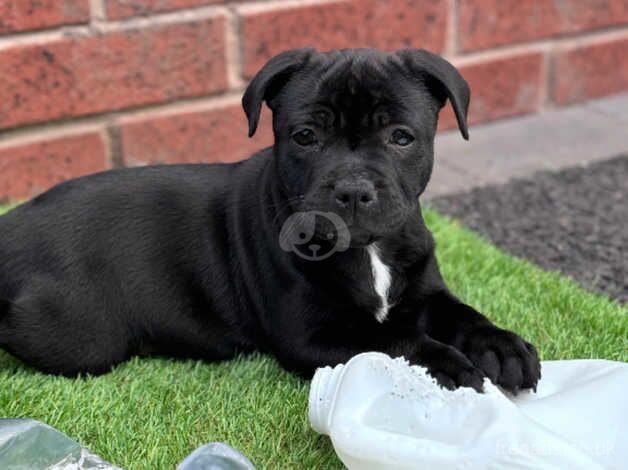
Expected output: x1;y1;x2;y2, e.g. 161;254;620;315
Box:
391;129;415;146
292;129;318;146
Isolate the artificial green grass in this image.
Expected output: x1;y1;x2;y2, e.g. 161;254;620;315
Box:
0;204;626;469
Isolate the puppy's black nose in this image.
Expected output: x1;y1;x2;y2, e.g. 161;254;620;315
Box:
333;179;377;211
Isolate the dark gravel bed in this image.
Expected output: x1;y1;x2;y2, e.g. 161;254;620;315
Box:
430;155;628;304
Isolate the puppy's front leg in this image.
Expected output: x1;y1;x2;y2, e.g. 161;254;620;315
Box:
418;288;541;393
272;324;420;380
270;298;424;379
407;255;541;393
273;309;485;392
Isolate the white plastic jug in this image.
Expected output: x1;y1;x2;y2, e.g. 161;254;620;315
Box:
309;352;628;469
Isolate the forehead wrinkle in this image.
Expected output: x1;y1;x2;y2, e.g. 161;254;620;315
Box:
286;52;415;132
317;56;353;95
323;58;390;95
317;69;388;122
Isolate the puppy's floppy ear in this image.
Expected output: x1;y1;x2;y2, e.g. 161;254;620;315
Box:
395;48;471;140
242;48;315;137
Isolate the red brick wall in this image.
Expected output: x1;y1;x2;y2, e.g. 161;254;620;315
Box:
1;0;627;200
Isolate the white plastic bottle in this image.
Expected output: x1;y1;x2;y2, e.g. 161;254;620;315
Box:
309;352;628;470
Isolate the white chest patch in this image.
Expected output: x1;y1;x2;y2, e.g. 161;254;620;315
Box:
367;244;392;323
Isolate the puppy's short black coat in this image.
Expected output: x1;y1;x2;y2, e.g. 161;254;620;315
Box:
0;48;540;392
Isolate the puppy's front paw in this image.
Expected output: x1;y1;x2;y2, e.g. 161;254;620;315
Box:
418;341;486;392
461;326;541;393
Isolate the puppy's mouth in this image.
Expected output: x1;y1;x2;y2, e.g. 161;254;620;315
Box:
308;219;381;248
342;227;376;247
332;209;405;233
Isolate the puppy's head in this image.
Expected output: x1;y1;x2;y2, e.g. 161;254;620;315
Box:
243;48;469;246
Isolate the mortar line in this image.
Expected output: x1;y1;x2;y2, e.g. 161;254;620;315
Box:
105;123;125;168
1;8;626;54
444;0;458;57
451;23;628;62
88;0;107;22
224;7;245;90
539;48;554;112
0;92;246;148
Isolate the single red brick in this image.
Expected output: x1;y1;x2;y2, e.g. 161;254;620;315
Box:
118;103;274;165
0;18;228;131
241;0;447;77
0;0;89;35
438;53;543;131
0;132;109;200
105;0;224;20
458;0;628;52
551;36;628;105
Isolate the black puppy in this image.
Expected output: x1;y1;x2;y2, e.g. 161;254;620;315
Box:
0;48;540;392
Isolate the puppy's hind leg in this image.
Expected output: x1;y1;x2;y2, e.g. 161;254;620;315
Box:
0;294;17;348
0;279;131;376
0;295;10;341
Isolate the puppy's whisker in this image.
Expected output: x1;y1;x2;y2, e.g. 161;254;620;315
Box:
266;194;302;211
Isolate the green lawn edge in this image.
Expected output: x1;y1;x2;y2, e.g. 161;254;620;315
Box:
0;204;625;469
